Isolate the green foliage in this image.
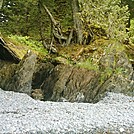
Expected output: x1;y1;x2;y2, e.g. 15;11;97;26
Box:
9;35;48;55
1;0;38;36
0;0;132;46
76;58;99;71
0;0;73;41
53;0;73;30
0;0;53;41
78;0;129;42
122;0;134;19
129;19;134;43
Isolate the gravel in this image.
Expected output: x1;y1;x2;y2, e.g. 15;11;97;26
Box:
0;88;134;134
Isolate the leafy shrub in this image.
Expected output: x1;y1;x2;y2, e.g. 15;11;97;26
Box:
76;58;99;71
78;0;129;42
129;19;134;43
9;35;48;55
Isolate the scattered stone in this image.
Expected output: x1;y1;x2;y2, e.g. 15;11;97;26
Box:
0;89;133;134
31;89;44;100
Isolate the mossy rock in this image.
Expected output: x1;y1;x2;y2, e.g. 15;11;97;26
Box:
0;34;48;62
7;41;27;59
0;36;28;61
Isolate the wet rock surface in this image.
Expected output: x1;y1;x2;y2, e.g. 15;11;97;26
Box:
0;88;133;134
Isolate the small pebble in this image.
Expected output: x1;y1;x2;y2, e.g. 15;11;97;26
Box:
0;89;133;133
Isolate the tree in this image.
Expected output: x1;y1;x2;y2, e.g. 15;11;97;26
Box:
0;0;38;36
0;0;130;46
122;0;134;19
78;0;129;43
121;0;134;28
72;0;83;44
0;0;52;38
0;0;3;9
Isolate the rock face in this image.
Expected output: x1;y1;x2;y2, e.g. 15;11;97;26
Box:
98;50;134;96
41;64;100;102
40;50;133;102
32;62;54;89
0;41;133;102
0;51;37;95
0;61;16;90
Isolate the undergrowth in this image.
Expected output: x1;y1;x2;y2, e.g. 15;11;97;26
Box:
76;57;99;71
129;19;134;44
8;35;48;56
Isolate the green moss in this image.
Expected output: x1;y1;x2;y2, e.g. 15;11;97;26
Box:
9;35;48;56
0;34;48;60
76;58;99;71
129;19;134;40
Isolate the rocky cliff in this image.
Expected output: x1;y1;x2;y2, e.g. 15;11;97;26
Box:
0;37;133;103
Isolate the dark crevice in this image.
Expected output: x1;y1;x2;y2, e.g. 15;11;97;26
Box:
0;38;20;63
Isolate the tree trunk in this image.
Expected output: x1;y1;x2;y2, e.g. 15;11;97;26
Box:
0;0;3;9
38;1;47;48
72;0;83;44
38;0;73;48
40;1;67;45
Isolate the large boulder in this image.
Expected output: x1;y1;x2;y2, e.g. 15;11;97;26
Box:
0;51;37;95
0;37;133;102
98;48;134;97
41;64;100;102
